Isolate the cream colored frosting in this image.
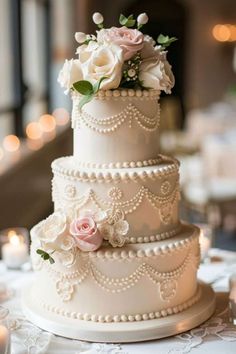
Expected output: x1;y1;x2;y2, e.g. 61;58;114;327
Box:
30;223;200;322
29;90;201;326
52;155;180;244
72;91;160;166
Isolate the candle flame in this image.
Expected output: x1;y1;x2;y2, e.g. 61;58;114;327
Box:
8;230;23;245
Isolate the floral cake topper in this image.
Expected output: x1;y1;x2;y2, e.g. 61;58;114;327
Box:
58;12;177;108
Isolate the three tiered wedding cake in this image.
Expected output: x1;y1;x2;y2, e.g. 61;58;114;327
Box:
23;13;215;342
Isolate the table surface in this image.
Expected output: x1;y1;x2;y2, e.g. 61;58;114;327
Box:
1;248;236;354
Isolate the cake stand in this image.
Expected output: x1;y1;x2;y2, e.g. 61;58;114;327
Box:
22;282;215;343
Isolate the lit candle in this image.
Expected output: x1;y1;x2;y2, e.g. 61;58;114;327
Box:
198;225;213;261
0;325;10;354
2;230;29;269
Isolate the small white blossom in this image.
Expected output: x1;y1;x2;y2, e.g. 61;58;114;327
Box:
137;13;149;25
92;12;104;25
75;32;86;43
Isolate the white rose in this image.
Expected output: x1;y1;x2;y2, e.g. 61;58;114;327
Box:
139;52;175;93
81;43;123;90
76;41;99;64
34;211;67;244
57;59;83;94
141;35;159;59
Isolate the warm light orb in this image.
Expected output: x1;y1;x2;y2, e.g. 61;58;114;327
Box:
26;122;42;140
39;114;56;132
212;24;236;42
52;108;70;126
3;135;20;152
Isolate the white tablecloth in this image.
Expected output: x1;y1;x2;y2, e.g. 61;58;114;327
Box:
1;249;236;354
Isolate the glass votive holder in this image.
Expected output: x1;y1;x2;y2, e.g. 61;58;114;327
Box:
0;227;30;269
197;224;213;262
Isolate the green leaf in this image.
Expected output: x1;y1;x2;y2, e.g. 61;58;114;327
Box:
119;14;127;26
119;14;135;27
49;256;55;264
157;34;178;48
36;248;55;264
73;80;94;95
78;94;94;110
43;253;50;260
93;76;107;93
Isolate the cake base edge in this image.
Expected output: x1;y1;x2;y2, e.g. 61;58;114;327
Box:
22;281;215;343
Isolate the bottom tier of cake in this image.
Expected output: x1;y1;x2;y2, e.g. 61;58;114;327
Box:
30;223;200;323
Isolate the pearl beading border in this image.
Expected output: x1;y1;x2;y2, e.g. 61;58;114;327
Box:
85;226;197;260
72;89;160;100
41;285;201;323
72;102;160;133
51;155;179;184
73;156;163;169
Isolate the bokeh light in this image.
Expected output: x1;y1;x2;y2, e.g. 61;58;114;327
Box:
52;108;70;126
212;24;236;42
39;114;56;132
3;135;20;152
26;122;42;140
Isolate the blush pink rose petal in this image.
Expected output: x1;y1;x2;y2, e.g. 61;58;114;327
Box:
98;27;144;60
70;217;103;252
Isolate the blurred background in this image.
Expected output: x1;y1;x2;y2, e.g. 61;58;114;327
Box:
0;0;236;250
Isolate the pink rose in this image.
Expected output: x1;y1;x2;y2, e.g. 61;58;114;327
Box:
70;217;103;252
97;27;144;60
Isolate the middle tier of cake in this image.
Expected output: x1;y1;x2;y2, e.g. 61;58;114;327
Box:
52;155;181;245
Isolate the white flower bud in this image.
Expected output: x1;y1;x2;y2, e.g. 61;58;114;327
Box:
137;13;149;25
92;12;104;25
75;32;86;43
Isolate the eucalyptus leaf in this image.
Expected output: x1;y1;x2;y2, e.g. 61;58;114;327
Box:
78;94;94;110
73;80;94;95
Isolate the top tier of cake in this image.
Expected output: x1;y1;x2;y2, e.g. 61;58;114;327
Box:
72;89;160;168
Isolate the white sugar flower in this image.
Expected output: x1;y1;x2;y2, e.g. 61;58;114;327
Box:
60;235;75;251
92;12;104;25
114;220;129;235
137;13;149;25
57;59;83;94
99;209;129;248
57;250;76;268
109;233;126;248
99;223;114;240
33;211;67;244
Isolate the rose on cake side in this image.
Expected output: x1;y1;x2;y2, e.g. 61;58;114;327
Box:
70;216;103;252
57;12;177;108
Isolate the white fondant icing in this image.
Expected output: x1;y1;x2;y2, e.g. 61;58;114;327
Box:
30;224;200;322
72;93;161;165
51;156;180;243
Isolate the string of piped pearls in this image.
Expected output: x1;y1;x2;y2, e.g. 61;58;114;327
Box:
72;102;160;133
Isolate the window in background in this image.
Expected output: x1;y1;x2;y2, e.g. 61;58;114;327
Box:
0;0;50;142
